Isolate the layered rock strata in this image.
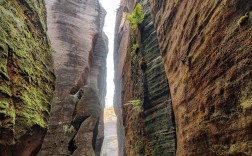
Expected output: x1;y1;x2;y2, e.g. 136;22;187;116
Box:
150;0;252;155
141;1;176;155
114;0;176;155
0;0;55;155
115;0;252;155
39;0;108;155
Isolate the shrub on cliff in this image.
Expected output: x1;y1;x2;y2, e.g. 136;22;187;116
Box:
131;43;139;57
126;3;145;31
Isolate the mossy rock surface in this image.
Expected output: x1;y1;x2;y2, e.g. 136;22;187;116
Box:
0;0;55;145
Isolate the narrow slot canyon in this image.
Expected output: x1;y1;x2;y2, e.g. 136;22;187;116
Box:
0;0;252;156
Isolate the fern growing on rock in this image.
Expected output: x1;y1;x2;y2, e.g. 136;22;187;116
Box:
126;3;145;31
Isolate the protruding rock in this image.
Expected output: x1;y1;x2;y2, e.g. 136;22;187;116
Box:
72;116;98;156
72;86;101;129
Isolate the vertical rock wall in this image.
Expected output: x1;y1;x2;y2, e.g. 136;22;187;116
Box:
149;0;252;155
0;0;55;155
39;0;108;155
115;0;252;155
141;1;176;155
114;0;134;155
114;0;176;155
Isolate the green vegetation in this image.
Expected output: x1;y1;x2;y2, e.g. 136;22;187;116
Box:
134;139;143;155
0;99;15;126
126;4;145;61
139;57;147;69
131;43;139;57
126;3;145;31
237;12;250;26
125;100;142;112
0;0;55;132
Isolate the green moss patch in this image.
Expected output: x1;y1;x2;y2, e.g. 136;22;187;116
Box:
0;0;55;140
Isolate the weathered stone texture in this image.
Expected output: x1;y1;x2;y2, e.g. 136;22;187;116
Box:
39;0;108;155
0;0;55;155
115;0;252;155
71;86;101;156
141;1;176;155
114;0;176;155
150;0;252;155
114;0;134;155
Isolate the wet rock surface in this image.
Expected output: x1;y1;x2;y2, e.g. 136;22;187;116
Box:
0;0;55;155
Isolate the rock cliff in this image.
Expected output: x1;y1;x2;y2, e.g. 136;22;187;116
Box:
0;0;55;155
115;0;252;155
39;0;108;155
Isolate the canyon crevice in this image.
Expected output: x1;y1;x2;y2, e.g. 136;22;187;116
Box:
1;0;252;156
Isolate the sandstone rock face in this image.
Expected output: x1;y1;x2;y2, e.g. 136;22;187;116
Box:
114;0;176;155
72;86;101;129
71;86;101;156
149;0;252;155
39;0;108;155
115;0;252;155
72;116;98;156
114;0;134;155
0;0;55;155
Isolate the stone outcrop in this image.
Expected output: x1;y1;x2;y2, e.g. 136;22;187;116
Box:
0;0;55;155
71;86;101;156
39;0;108;155
115;0;252;155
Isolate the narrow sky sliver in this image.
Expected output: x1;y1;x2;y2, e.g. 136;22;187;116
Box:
100;0;120;108
100;0;120;155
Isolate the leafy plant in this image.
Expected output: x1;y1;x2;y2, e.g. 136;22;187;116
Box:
139;57;147;69
125;100;142;112
126;3;145;31
131;43;139;57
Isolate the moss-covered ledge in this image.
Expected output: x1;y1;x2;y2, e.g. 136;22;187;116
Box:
0;0;55;154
